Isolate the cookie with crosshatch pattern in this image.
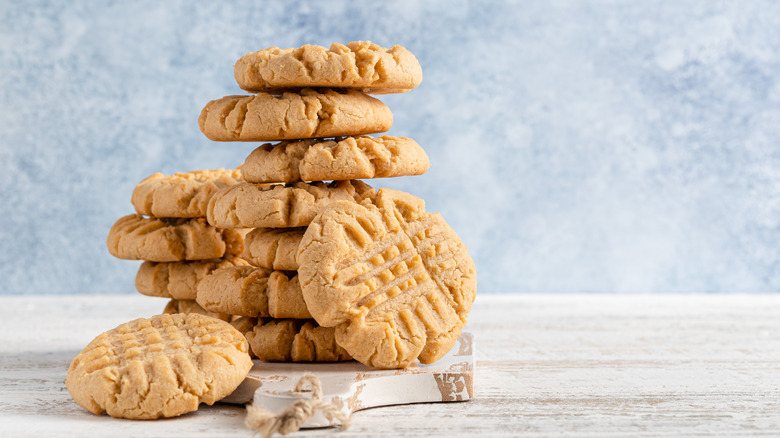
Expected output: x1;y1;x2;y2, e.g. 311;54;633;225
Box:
65;313;252;419
296;188;477;369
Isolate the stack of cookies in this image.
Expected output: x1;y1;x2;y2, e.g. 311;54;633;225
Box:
107;169;251;322
108;42;477;370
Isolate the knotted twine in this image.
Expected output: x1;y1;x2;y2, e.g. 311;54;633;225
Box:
245;373;351;437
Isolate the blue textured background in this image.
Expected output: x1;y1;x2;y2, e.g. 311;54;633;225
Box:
2;0;779;294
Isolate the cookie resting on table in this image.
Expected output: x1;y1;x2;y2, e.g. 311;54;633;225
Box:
65;313;252;419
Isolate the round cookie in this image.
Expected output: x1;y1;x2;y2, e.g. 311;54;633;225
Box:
66;313;252;419
245;319;352;363
131;168;243;218
107;215;245;262
136;257;250;300
242;228;305;271
241;136;430;183
196;266;311;319
234;41;422;94
207;180;375;229
296;189;477;369
198;89;392;142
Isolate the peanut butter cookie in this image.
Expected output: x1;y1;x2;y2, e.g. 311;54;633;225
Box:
242;228;304;271
66;313;252;419
162;298;232;322
196;266;311;319
198;89;392;141
241;136;429;183
136;257;250;299
234;41;422;94
207;180;374;229
131;169;243;218
297;189;477;369
245;319;351;362
107;215;245;262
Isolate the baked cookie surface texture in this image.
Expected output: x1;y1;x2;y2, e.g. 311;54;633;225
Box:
107;215;245;262
66;313;252;419
241;136;429;183
131;169;243;218
234;41;422;94
198;89;392;141
196;266;311;319
297;188;477;369
245;319;352;362
207;180;375;229
135;257;249;299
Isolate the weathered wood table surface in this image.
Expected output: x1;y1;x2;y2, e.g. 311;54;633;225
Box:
1;294;778;437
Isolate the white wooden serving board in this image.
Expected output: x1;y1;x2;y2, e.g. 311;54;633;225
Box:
222;332;474;428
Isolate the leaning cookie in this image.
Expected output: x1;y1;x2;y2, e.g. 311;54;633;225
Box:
131;168;243;218
196;266;311;319
136;257;250;300
234;41;422;94
297;189;477;369
207;180;375;229
66;313;252;419
241;136;429;183
198;89;392;142
107;215;245;262
245;319;352;362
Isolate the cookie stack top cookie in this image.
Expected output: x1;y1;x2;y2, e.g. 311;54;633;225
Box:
195;41;477;369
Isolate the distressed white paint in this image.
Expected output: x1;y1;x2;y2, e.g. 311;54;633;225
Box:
226;333;473;428
0;294;778;437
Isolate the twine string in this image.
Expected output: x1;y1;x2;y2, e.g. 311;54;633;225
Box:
245;373;351;437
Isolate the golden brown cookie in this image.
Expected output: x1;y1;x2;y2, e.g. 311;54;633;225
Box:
229;315;258;335
196;266;311;319
242;228;304;270
297;189;477;369
241;136;429;183
65;313;252;419
131;168;243;218
136;257;250;300
198;89;392;142
234;41;422;94
207;180;375;229
230;316;260;359
162;298;232;322
107;215;245;262
245;319;351;362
